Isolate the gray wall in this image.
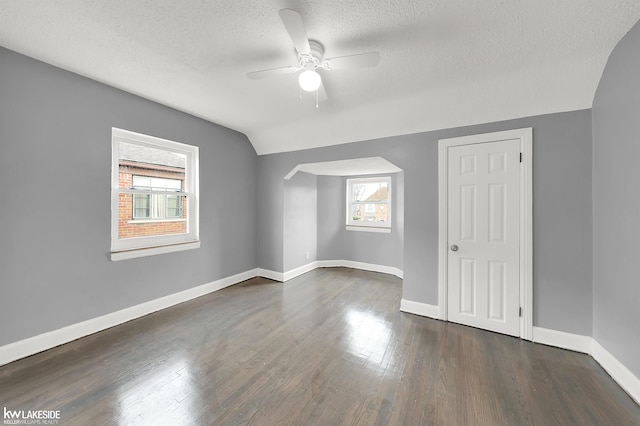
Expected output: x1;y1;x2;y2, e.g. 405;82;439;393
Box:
0;47;258;346
0;40;598;348
257;154;285;274
592;19;640;378
316;173;404;270
283;172;317;272
258;109;593;335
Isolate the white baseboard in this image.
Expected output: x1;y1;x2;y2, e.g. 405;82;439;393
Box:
592;339;640;405
533;328;640;404
259;260;404;283
256;268;284;282
532;326;592;354
260;262;318;283
400;298;440;319
283;262;318;282
316;260;403;279
0;268;258;367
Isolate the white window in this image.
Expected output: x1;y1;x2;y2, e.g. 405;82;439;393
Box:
346;177;391;232
111;128;199;260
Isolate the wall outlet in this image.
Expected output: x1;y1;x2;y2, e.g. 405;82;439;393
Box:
306;252;310;260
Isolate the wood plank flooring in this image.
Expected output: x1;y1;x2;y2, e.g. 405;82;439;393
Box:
1;267;639;425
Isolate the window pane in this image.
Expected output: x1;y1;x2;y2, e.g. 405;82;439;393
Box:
132;175;151;189
164;178;182;191
119;142;187;190
350;202;389;223
149;177;182;191
351;182;389;202
133;194;150;219
119;193;188;239
166;195;183;218
350;203;363;222
132;176;182;191
119;142;186;169
118;144;186;231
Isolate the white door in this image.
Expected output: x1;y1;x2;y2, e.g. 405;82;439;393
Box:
447;139;521;336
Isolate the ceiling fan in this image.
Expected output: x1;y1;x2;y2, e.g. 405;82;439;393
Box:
246;9;381;106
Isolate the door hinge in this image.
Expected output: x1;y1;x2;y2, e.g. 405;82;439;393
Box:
519;307;523;317
520;152;523;162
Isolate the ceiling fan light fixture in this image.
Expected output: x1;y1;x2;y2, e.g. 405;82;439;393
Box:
298;69;321;92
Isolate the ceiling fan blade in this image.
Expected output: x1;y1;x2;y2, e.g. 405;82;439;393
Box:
246;65;299;80
323;52;381;70
279;9;311;55
318;80;328;102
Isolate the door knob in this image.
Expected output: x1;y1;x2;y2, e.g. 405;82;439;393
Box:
450;244;459;252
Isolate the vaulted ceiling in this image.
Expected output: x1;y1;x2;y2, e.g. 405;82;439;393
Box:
1;1;639;154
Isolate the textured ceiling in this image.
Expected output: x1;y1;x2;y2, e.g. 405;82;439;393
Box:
1;1;639;154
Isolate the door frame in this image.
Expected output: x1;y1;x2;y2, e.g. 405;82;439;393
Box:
438;128;533;340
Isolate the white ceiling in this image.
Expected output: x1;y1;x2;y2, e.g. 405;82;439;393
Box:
1;1;639;155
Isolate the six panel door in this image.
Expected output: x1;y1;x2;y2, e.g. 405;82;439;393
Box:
446;139;521;336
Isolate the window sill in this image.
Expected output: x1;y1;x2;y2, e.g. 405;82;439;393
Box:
111;240;200;261
346;225;391;234
128;218;187;224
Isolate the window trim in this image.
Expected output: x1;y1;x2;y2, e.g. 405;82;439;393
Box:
111;128;199;260
346;176;392;230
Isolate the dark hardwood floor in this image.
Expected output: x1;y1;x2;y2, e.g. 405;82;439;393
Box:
1;267;639;425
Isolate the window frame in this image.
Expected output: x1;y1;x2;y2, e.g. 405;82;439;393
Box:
111;128;199;260
346;176;392;232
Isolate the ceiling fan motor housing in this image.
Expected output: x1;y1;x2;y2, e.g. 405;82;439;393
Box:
301;40;324;69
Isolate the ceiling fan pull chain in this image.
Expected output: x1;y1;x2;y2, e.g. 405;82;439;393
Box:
299;85;302;101
316;89;319;108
